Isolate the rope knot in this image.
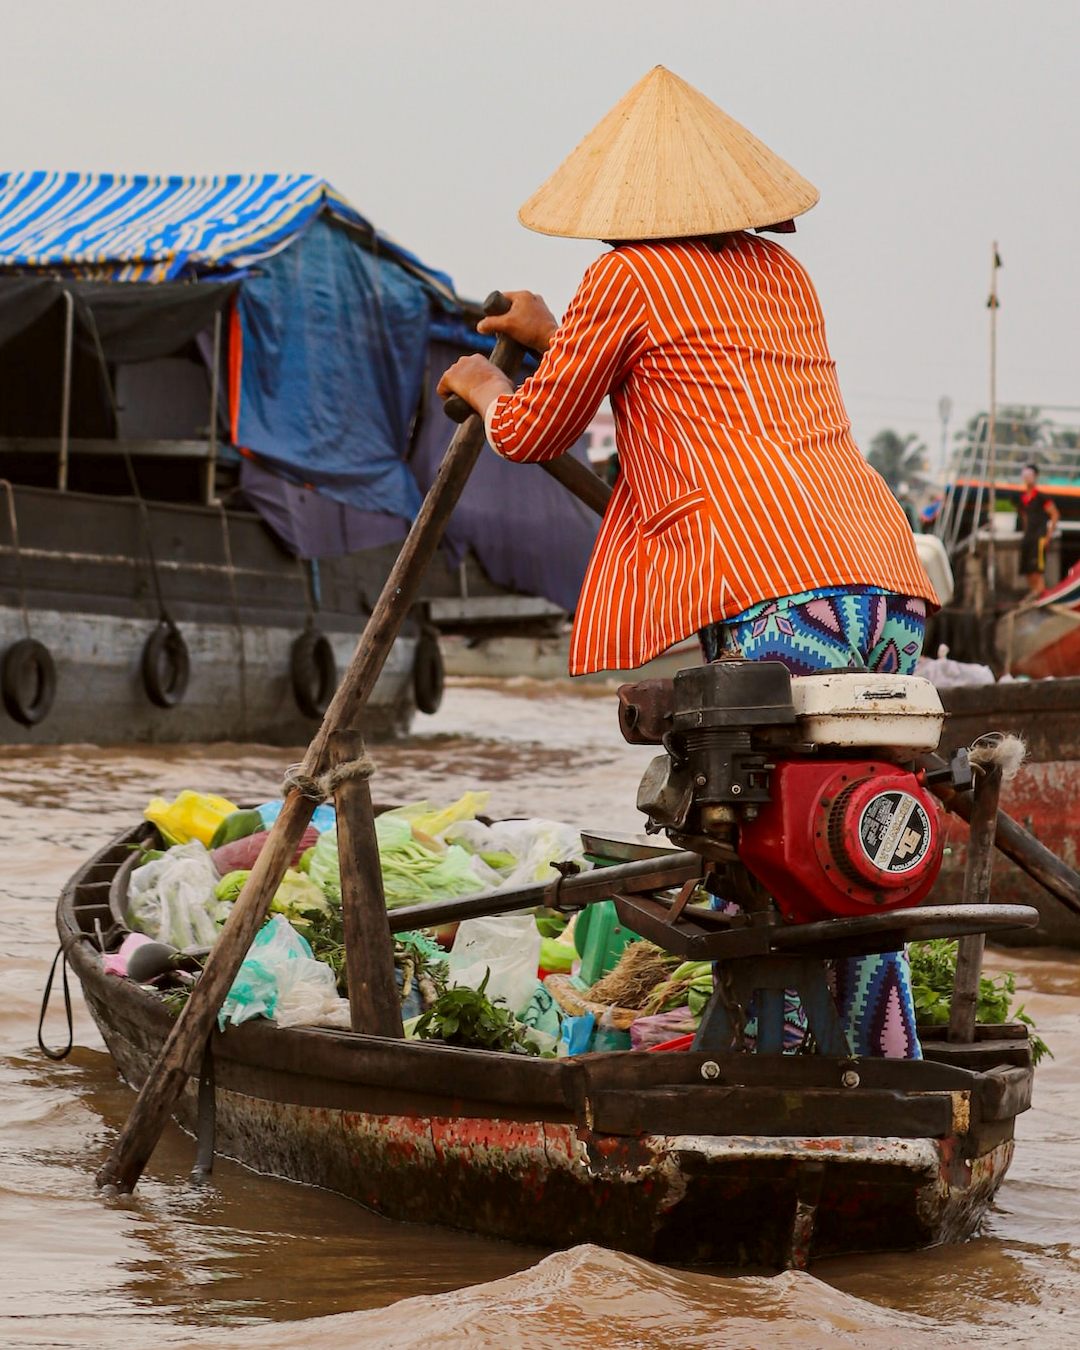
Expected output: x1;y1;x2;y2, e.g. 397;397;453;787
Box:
283;752;376;802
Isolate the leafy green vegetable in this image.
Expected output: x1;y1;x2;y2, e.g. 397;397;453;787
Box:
413;971;538;1054
644;960;713;1017
303;908;447;1005
908;939;1051;1064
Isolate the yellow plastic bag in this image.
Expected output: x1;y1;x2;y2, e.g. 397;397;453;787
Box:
384;791;491;842
145;790;239;847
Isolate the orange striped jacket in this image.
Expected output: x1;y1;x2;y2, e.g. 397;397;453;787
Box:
487;234;938;675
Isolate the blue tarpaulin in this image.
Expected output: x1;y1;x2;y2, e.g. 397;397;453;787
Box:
235;217;429;517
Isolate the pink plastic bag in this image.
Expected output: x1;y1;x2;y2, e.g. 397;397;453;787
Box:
630;1006;697;1050
211;826;318;875
103;932;154;977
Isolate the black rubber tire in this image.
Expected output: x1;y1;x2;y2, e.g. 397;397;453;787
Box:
141;621;190;708
291;628;337;719
1;638;57;726
413;626;445;716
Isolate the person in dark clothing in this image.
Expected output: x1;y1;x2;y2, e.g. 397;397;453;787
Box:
1017;463;1060;596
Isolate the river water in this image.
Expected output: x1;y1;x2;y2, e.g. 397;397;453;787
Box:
3;678;1079;1348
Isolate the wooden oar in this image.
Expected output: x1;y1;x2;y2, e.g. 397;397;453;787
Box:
96;324;528;1194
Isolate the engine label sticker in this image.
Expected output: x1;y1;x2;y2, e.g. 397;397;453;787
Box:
859;791;932;873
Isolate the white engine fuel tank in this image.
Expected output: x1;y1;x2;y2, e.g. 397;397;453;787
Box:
790;672;944;752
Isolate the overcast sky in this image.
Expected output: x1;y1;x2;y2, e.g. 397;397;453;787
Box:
5;1;1077;461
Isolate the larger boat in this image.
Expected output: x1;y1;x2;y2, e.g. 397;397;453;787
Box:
0;172;598;743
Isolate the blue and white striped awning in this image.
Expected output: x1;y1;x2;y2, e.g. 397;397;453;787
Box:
0;171;455;292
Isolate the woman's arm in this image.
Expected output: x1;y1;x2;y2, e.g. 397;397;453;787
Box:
437;252;648;464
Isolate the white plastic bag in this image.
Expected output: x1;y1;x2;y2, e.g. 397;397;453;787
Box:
447;914;541;1015
444;818;588;889
915;647;995;689
219;916;349;1029
127;841;222;950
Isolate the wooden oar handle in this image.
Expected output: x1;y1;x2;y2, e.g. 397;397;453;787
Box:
442;291;515;424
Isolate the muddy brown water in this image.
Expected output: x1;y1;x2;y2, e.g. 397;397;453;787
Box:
3;678;1079;1348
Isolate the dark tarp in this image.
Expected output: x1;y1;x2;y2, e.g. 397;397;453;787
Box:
70;279;239;363
0;277;64;348
235;216;430;520
407;342;600;614
239;456;408;558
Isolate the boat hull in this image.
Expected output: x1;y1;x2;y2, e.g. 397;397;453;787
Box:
0;603;414;745
61;829;1030;1269
81;987;1017;1265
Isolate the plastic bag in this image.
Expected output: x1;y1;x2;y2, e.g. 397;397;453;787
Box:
915;647;995;689
218;915;348;1029
127;841;223;949
558;1013;596;1056
211;826;318;877
630;1006;698;1050
444;817;588;888
518;982;563;1040
382;791;490;840
144;791;238;847
447;914;541;1015
258;799;337;834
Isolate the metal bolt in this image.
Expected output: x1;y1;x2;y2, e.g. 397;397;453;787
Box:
841;1069;860;1089
730;783;742;795
694;774;708;787
701;1060;721;1081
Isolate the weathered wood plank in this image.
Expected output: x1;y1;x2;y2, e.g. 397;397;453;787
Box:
586;1085;955;1139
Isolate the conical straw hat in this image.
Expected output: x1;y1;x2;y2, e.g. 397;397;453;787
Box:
519;66;819;241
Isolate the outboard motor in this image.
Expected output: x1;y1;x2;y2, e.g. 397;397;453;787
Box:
621;661;950;924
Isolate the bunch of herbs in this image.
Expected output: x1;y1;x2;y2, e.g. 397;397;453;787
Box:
908;938;1051;1064
413;970;538;1055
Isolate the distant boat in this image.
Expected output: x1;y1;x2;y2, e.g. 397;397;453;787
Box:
995;561;1080;678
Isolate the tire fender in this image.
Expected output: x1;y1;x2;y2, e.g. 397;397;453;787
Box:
142;621;190;708
291;628;337;719
2;637;57;726
413;625;445;716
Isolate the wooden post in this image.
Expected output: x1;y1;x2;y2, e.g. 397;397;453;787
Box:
331;730;403;1037
926;760;1080;918
948;764;1003;1043
96;327;525;1194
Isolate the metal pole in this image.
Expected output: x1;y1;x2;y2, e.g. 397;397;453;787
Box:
57;291;75;491
204;310;222;505
937;395;952;493
984;244;1002;599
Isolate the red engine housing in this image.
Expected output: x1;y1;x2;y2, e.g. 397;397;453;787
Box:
737;759;943;922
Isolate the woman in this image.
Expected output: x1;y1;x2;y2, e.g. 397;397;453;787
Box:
439;68;937;1058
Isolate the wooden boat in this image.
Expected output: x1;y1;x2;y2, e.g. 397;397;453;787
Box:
994;561;1080;679
59;821;1037;1270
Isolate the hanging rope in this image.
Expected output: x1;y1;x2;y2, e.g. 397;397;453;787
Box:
81;309;173;626
37;946;74;1061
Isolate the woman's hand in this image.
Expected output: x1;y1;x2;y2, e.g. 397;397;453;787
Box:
435;354;514;417
477;290;558;352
